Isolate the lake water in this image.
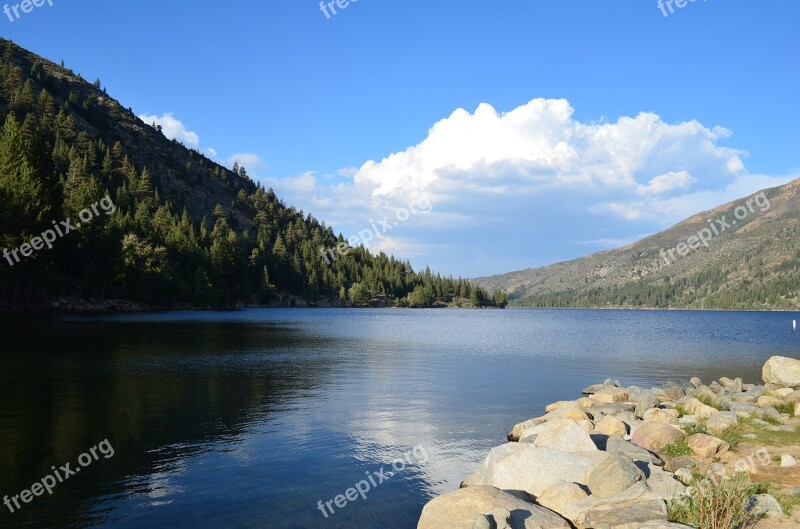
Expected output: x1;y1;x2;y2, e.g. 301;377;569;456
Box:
1;308;799;529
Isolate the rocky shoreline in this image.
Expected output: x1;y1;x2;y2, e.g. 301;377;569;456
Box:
418;356;800;529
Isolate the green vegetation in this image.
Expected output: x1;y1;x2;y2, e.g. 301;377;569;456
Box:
682;423;708;436
667;474;758;529
661;439;693;457
772;401;795;415
777;493;800;515
0;39;505;310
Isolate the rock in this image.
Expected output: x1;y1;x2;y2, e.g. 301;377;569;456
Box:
596;415;628;437
763;356;800;388
796;403;800;417
518;419;599;453
587;454;646;498
719;377;736;387
583;499;668;529
784;390;800;403
706;411;738;433
635;394;661;418
536;480;589;517
775;388;794;397
472;515;494;529
577;419;595;432
594;387;630;404
644;463;687;500
663;386;687;401
607;435;663;466
520;434;538;444
631;422;684;453
686;433;730;458
690;377;703;388
462;444;607;497
583;379;621;395
747;494;784;519
679;397;718;418
564;408;591;422
674;468;694;485
758;395;785;408
418;486;571;529
545;400;576;413
781;454;797;467
642;408;679;424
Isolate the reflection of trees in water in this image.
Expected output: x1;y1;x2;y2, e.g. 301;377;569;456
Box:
0;320;342;528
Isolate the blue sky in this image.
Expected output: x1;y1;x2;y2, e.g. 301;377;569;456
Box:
2;0;799;277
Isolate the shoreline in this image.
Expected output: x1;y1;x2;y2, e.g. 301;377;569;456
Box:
418;357;800;529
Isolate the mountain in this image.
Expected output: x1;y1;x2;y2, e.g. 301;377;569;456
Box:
0;38;506;311
473;178;800;310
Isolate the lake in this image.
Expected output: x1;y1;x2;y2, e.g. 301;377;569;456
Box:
1;308;799;529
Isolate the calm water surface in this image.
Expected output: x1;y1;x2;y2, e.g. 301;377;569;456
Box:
1;308;799;529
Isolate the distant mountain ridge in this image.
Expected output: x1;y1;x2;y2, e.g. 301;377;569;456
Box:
473;178;800;310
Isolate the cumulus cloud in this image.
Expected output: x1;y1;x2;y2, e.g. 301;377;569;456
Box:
138;112;200;148
257;97;799;276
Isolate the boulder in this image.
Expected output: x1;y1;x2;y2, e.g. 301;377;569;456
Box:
763;356;800;388
686;433;730;458
583;499;667;529
631;422;684;453
536;480;589;517
635;394;661;418
775;388;794;398
518;419;599;453
545;400;577;413
689;377;703;388
758;395;785;408
642;408;679;424
781;454;797;468
784;390;800;403
418;486;571;529
607;435;663;466
593;387;630;404
705;411;738;433
679;397;718;418
472;514;494;529
461;444;607;496
586;454;645;498
596;416;628;437
746;494;784;518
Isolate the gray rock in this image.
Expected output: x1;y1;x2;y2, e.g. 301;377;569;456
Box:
781;454;797;467
706;411;738;433
674;468;694;485
518;419;599;453
587;454;645;498
418;486;571;529
690;377;703;388
462;443;607;496
536;480;589;518
747;494;784;518
607;435;663;465
519;434;538;444
583;499;667;529
635;394;661;418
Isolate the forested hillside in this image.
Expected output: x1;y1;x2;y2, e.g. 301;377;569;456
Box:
474;179;800;310
0;38;506;311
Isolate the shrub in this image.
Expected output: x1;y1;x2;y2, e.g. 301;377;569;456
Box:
668;473;758;529
662;439;692;457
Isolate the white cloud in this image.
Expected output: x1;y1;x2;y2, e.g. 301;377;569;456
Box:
261;97;798;275
138;112;200;148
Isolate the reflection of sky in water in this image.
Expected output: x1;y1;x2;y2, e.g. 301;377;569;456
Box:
1;309;799;528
